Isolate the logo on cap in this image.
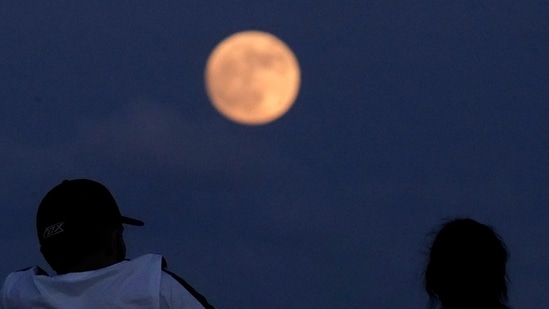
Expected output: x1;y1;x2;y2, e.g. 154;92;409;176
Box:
43;222;64;239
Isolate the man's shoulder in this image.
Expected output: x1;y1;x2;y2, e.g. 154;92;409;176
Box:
10;266;47;275
119;254;164;274
128;253;164;265
2;266;47;284
1;265;47;300
159;258;215;309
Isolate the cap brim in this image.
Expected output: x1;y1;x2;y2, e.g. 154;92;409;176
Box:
121;216;144;226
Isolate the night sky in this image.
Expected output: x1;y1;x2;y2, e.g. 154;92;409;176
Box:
1;2;548;308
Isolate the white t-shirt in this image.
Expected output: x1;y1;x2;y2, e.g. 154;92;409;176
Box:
0;254;213;309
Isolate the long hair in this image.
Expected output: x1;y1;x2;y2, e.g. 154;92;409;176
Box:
424;218;510;309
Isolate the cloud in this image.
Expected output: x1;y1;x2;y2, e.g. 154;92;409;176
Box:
74;97;289;180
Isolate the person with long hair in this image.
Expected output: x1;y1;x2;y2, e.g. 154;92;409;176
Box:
424;218;511;309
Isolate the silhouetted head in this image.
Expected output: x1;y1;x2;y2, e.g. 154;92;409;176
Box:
424;218;510;309
36;179;144;274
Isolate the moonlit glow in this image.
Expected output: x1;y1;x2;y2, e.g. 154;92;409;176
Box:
205;31;301;125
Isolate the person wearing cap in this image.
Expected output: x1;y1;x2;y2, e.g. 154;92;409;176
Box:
0;179;215;309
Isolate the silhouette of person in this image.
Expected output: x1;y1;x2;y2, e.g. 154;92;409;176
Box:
424;218;510;309
0;179;215;308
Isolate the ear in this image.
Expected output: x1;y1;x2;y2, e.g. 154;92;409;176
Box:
109;228;118;253
110;226;126;261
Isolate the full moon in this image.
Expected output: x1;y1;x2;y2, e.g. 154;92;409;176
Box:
205;31;300;125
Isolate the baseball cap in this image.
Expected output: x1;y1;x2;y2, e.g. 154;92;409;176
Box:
36;179;144;246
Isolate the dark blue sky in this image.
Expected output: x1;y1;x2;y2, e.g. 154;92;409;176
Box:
1;1;548;308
